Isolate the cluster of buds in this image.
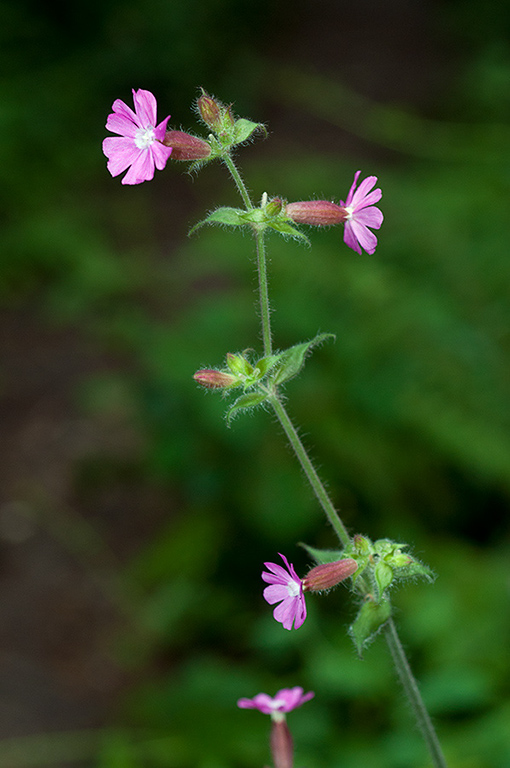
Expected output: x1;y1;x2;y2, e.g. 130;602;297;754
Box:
193;352;272;389
193;351;261;390
197;90;235;133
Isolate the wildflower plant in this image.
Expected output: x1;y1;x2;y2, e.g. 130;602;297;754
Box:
103;90;448;768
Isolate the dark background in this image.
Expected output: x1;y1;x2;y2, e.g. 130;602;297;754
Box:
1;0;509;765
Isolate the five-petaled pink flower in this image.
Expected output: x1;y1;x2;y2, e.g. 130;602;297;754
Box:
102;89;173;185
262;553;306;630
340;170;383;255
237;686;314;716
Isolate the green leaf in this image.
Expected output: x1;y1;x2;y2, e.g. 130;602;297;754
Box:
189;207;247;234
349;598;392;656
267;218;311;243
254;354;283;377
299;542;344;564
271;332;335;386
233;118;266;144
397;560;435;583
226;391;268;424
374;561;394;597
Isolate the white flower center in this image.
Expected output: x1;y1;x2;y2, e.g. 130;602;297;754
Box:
286;579;300;597
344;205;354;220
134;126;156;149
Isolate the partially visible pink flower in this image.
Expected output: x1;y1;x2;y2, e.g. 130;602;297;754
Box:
340;171;383;255
262;553;306;630
102;89;173;185
237;686;314;716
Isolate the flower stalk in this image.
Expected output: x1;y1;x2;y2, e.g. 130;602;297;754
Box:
268;394;350;547
384;618;449;768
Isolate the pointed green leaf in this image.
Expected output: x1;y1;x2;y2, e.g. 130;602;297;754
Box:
397;560;435;583
254;354;282;377
349;598;392;656
233;118;266;144
189;207;247;234
267;219;311;243
271;333;335;386
299;542;344;564
226;391;268;424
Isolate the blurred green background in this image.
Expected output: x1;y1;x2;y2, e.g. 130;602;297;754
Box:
1;0;509;766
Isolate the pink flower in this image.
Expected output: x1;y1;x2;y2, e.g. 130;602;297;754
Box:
340;171;383;255
102;89;173;185
262;553;306;630
237;686;314;716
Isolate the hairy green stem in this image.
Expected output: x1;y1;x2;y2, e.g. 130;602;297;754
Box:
269;394;350;547
223;154;253;210
223;154;273;355
254;226;273;356
385;618;449;767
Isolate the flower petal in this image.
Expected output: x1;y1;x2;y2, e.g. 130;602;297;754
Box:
350;175;377;209
154;115;172;142
348;219;378;255
344;170;361;207
262;561;293;583
263;584;293;604
273;597;299;630
238;693;275;713
132;88;158;127
102;136;138;177
355;188;382;209
278;687;305;711
121;148;154;185
151;141;173;171
343;221;362;255
354;206;383;229
106;112;139;138
110;98;140;126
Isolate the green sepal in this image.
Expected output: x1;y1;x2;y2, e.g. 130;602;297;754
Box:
349;598;392;656
270;333;335;386
226;391;268;425
373;538;435;586
350;557;370;588
374;561;394;598
254;354;282;377
393;559;435;584
233;118;267;145
227;352;254;377
189;207;247;234
299;543;344;565
265;218;311;243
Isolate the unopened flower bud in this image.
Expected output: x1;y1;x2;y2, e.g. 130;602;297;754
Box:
162;131;212;161
193;369;239;389
353;534;371;555
303;558;358;592
265;197;284;217
270;719;293;768
285;200;348;226
197;91;223;130
226;352;253;377
223;104;235;129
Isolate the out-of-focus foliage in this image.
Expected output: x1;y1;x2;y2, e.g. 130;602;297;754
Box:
1;0;510;766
